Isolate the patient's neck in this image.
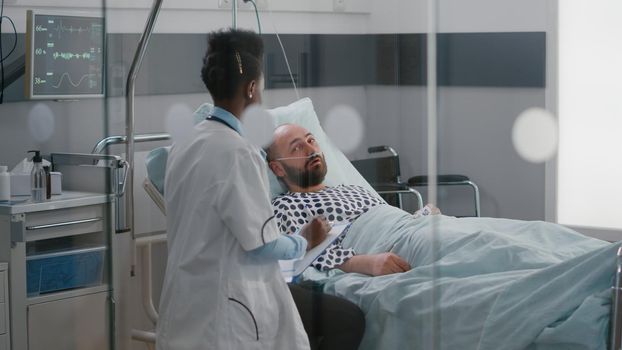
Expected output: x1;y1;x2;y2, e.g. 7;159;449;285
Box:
287;183;326;193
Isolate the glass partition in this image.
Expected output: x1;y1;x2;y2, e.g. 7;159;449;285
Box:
432;1;618;350
0;0;117;349
3;1;618;349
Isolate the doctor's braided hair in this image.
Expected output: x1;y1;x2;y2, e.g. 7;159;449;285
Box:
201;28;264;100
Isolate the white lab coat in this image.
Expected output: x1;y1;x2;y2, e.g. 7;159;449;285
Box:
156;119;310;350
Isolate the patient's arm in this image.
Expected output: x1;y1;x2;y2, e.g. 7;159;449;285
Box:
337;253;411;276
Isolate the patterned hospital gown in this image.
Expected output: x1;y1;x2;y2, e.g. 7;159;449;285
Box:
271;184;385;271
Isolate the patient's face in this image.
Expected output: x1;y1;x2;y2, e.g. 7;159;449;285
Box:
270;124;327;188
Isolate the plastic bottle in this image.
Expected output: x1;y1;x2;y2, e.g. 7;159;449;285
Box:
28;150;47;202
0;165;10;201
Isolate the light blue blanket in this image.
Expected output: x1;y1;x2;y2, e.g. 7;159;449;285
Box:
301;205;617;350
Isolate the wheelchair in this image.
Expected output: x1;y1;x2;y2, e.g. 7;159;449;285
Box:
350;146;423;212
351;146;481;217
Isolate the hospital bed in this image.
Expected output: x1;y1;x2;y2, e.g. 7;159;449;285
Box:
265;98;622;349
143;178;165;215
121;178;166;350
143;98;622;350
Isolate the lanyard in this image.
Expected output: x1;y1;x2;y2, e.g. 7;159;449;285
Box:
206;115;239;134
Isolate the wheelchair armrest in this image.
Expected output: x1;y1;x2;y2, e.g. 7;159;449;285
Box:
407;175;481;217
408;174;471;186
371;182;409;191
371;183;423;210
367;145;398;157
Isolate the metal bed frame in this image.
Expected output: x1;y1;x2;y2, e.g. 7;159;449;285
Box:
610;246;622;350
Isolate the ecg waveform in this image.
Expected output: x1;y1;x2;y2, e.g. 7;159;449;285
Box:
35;23;90;34
52;52;93;60
36;19;103;40
55;24;91;34
52;73;97;89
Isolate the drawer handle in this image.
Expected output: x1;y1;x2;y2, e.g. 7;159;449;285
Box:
26;217;103;231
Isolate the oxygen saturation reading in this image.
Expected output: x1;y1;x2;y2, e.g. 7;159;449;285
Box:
26;12;104;99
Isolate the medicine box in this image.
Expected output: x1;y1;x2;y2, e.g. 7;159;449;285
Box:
26;246;105;297
10;174;29;196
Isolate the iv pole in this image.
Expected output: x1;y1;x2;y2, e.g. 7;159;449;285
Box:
124;0;240;244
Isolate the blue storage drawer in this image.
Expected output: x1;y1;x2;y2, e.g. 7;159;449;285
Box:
26;246;105;297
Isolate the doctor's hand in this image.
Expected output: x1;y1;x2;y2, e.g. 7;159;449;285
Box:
338;253;411;276
300;216;331;251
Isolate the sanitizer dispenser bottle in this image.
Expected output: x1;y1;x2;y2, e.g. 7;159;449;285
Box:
28;150;47;202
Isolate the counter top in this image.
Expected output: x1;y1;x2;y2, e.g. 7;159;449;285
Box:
0;191;113;215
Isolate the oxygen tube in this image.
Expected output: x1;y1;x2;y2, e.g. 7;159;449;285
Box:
273;152;323;161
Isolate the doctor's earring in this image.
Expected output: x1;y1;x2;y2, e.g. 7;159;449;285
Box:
249;94;253;99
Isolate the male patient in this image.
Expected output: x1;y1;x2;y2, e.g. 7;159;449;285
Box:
265;123;439;276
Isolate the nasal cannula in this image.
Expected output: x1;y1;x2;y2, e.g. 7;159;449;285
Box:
274;152;323;161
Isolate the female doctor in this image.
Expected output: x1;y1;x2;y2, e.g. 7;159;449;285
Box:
157;29;364;350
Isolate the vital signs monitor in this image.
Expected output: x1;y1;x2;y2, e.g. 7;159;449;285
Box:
25;10;104;99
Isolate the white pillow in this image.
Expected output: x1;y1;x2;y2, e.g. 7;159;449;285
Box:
266;98;376;198
144;103;214;195
144;103;213;195
145;98;376;198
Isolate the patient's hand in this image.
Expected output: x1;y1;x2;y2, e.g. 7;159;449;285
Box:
338;253;411;276
413;203;442;218
427;204;441;215
300;216;330;251
367;253;411;276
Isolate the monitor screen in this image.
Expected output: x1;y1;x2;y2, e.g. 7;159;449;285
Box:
25;11;104;99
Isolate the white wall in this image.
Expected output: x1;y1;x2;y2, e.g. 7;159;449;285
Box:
369;0;549;34
365;0;552;218
4;0;550;34
2;0;371;34
554;0;622;241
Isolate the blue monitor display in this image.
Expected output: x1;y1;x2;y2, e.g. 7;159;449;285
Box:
25;11;104;99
